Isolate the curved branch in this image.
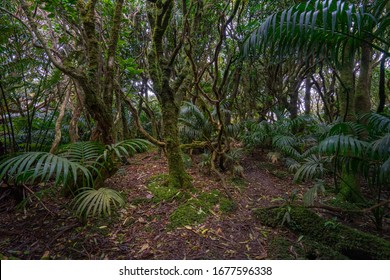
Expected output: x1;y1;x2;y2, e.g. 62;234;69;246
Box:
120;90;166;147
19;0;84;80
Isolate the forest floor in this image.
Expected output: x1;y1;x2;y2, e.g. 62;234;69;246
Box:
1;149;389;260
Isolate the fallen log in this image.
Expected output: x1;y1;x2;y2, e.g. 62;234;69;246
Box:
253;207;390;259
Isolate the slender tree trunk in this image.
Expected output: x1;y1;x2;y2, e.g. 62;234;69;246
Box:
377;56;386;113
304;77;311;115
50;89;71;153
69;97;81;143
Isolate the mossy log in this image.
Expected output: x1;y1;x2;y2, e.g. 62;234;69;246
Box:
180;141;209;151
253;207;390;259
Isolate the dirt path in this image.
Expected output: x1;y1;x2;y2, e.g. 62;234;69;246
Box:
0;150;314;259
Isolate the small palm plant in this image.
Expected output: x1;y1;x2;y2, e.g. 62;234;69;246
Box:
179;101;243;175
0;139;150;219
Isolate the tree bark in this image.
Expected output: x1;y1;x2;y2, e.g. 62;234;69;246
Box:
304;77;311;115
146;0;192;188
50;88;71;154
355;41;372;115
338;42;356;121
19;0;125;145
377;56;386;113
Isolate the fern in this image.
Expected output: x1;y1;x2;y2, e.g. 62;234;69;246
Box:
328;122;367;137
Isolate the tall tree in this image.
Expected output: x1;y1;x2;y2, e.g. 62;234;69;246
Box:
146;0;192;188
18;0;125;144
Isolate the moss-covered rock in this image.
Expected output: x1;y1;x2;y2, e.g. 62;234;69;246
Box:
268;236;348;260
253;206;390;259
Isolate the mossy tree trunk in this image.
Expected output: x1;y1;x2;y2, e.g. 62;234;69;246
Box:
161;95;192;188
146;0;192;188
337;41;362;202
20;0;125;145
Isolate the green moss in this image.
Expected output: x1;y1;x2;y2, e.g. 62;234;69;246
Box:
229;177;247;189
253;207;390;259
147;174;183;202
198;190;221;205
182;153;193;169
269;236;348;260
220;198;237;213
169;190;236;229
167;171;193;189
169;202;209;229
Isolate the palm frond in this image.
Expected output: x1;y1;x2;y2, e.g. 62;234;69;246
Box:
328;122;367;137
0;152;92;186
244;0;389;62
102;139;150;161
364;113;390;133
285;157;301;172
293;154;327;182
72;187;125;218
179;102;213;141
319;134;368;157
370;133;390;160
59;141;104;166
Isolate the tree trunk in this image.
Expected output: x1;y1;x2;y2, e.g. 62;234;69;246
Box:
355;42;372;115
338;42;356;121
161;96;192;188
69;96;81;143
50;89;71;154
304;77;311;115
377;56;386;113
337;41;362;202
146;0;192;188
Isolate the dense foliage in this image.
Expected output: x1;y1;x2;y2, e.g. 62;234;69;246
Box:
0;0;389;259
